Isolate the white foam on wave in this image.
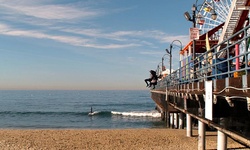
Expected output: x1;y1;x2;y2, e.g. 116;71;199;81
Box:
88;111;99;116
111;110;161;118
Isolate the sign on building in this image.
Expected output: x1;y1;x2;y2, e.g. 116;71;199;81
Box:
190;28;199;40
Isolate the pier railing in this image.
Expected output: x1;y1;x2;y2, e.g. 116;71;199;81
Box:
151;23;250;148
160;23;250;88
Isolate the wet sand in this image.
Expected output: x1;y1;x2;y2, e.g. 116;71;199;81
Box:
0;129;247;150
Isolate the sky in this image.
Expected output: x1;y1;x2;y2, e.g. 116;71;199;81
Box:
0;0;195;90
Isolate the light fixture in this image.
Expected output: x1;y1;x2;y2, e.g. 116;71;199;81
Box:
197;13;203;18
211;9;217;20
196;13;205;25
198;20;205;25
184;12;192;21
204;6;212;12
211;0;217;20
184;1;218;25
192;4;196;11
166;49;170;54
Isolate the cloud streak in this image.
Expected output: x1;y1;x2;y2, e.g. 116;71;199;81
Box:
0;0;101;20
0;0;189;50
0;23;141;49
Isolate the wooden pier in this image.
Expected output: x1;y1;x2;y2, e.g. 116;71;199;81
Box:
151;80;250;149
147;0;250;149
149;2;250;148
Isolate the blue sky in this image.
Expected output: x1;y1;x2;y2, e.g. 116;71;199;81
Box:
0;0;194;90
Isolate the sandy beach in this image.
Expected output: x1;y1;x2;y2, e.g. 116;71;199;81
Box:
0;128;247;150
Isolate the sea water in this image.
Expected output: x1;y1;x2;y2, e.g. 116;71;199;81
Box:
0;90;165;129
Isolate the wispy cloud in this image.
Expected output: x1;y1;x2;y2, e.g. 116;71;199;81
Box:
0;0;101;20
0;0;189;50
60;28;188;44
0;23;90;45
0;23;141;49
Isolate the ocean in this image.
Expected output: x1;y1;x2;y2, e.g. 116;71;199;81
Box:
0;90;165;129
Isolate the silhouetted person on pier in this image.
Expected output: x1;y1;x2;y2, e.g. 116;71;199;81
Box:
144;70;158;89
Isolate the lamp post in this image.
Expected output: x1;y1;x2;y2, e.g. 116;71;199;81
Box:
192;4;197;79
165;47;172;77
184;2;217;79
161;53;169;72
184;3;218;147
184;2;218;27
166;40;183;76
184;4;197;77
157;62;163;76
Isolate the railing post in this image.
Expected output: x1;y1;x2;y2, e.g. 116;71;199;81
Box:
235;44;239;70
234;44;240;77
165;87;170;128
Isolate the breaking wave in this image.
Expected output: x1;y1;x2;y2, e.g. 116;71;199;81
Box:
111;110;161;118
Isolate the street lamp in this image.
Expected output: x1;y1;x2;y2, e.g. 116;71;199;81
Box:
166;40;183;76
183;1;217;79
184;2;217;24
157;62;163;77
161;53;169;72
184;4;197;78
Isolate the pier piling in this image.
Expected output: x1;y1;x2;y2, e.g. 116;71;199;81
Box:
198;120;206;150
179;113;184;129
217;118;228;150
174;113;179;129
186;114;192;137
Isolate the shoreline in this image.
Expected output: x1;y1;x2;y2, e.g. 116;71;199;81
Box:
0;128;247;150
